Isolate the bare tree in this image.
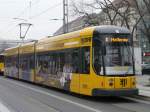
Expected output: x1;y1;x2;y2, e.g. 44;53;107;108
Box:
143;0;150;14
134;0;150;43
70;0;100;27
108;0;144;37
71;0;142;36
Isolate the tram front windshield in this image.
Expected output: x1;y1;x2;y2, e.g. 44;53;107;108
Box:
93;34;134;75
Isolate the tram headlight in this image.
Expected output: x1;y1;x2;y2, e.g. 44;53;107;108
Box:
108;79;114;86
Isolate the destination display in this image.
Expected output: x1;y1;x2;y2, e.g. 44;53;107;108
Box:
105;37;129;43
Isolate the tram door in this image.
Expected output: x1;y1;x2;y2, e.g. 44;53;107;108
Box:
79;47;91;95
69;48;80;93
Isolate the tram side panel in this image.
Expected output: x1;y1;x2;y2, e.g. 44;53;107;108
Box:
4;48;19;78
35;43;81;91
0;62;4;75
35;36;94;95
4;55;19;78
19;53;35;82
0;56;4;75
19;43;35;82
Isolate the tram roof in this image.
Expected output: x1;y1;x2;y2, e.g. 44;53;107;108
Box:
5;46;19;51
94;25;130;34
37;27;94;44
20;42;35;47
4;46;19;56
38;25;130;43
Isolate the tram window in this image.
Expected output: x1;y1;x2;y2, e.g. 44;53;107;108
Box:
5;55;18;76
13;56;18;68
29;55;34;69
0;55;4;62
63;50;73;74
93;36;103;75
37;55;41;73
20;55;30;70
48;55;52;74
93;46;102;75
5;57;11;67
43;61;48;74
37;54;49;74
72;49;79;73
81;47;90;74
37;48;81;75
56;52;64;73
51;54;57;75
61;48;80;74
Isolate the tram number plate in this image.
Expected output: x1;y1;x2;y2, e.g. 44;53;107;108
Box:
120;79;127;87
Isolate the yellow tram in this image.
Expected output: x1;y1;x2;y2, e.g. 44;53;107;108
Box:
4;25;138;96
0;54;4;75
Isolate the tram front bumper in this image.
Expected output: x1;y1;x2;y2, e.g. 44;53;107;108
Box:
92;88;138;96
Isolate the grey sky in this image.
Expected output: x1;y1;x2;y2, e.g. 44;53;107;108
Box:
0;0;64;40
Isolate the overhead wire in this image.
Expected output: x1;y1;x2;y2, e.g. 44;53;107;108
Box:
30;2;62;19
17;0;41;18
0;0;41;39
0;0;62;39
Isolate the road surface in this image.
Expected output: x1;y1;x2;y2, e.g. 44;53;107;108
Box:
0;76;150;112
